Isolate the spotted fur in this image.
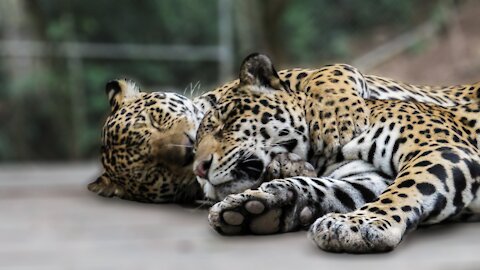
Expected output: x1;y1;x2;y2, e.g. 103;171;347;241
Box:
88;79;203;202
90;53;480;205
196;53;480;253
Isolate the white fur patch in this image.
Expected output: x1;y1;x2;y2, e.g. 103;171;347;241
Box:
121;79;140;100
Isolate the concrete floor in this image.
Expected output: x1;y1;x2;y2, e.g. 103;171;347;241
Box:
0;164;479;270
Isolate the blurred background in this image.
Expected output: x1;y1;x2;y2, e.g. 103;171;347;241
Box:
1;0;480;162
2;1;480;269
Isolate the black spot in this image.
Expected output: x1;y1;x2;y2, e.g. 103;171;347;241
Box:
441;152;460;164
297;72;308;80
252;105;260;114
333;70;343;76
381;198;393;204
389;122;395;130
259;99;269;107
452;167;467;213
414;161;432;167
372;127;384;140
427;164;447;181
376;210;387;215
329;78;339;83
398;179;415;188
367;142;377;163
261;112;272;124
145;100;157;106
259;128;270;139
392;215;401;223
416;182;436;195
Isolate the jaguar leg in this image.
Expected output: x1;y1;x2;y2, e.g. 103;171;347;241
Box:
209;161;390;235
310;148;480;253
264;152;317;180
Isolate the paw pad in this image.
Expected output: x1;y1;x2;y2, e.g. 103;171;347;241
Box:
300;207;313;225
249;209;282;234
209;192;285;235
245;200;265;214
222;211;244;226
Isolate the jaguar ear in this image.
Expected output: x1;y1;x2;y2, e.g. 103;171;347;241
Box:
239;53;289;92
105;79;141;112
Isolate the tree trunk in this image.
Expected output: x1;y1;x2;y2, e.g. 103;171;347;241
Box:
233;0;289;66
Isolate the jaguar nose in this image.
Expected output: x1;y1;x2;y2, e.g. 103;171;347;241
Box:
194;155;213;180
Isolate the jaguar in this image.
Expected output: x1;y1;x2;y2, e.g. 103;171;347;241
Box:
194;53;480;253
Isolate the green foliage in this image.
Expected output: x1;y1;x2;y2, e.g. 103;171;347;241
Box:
41;0;218;44
282;0;420;62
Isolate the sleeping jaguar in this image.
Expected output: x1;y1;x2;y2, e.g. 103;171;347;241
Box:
89;53;480;252
194;53;480;253
88;54;479;205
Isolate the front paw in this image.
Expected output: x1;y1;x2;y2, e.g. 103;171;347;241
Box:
309;212;402;253
87;176;125;198
265;152;316;180
209;183;315;235
316;103;369;160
